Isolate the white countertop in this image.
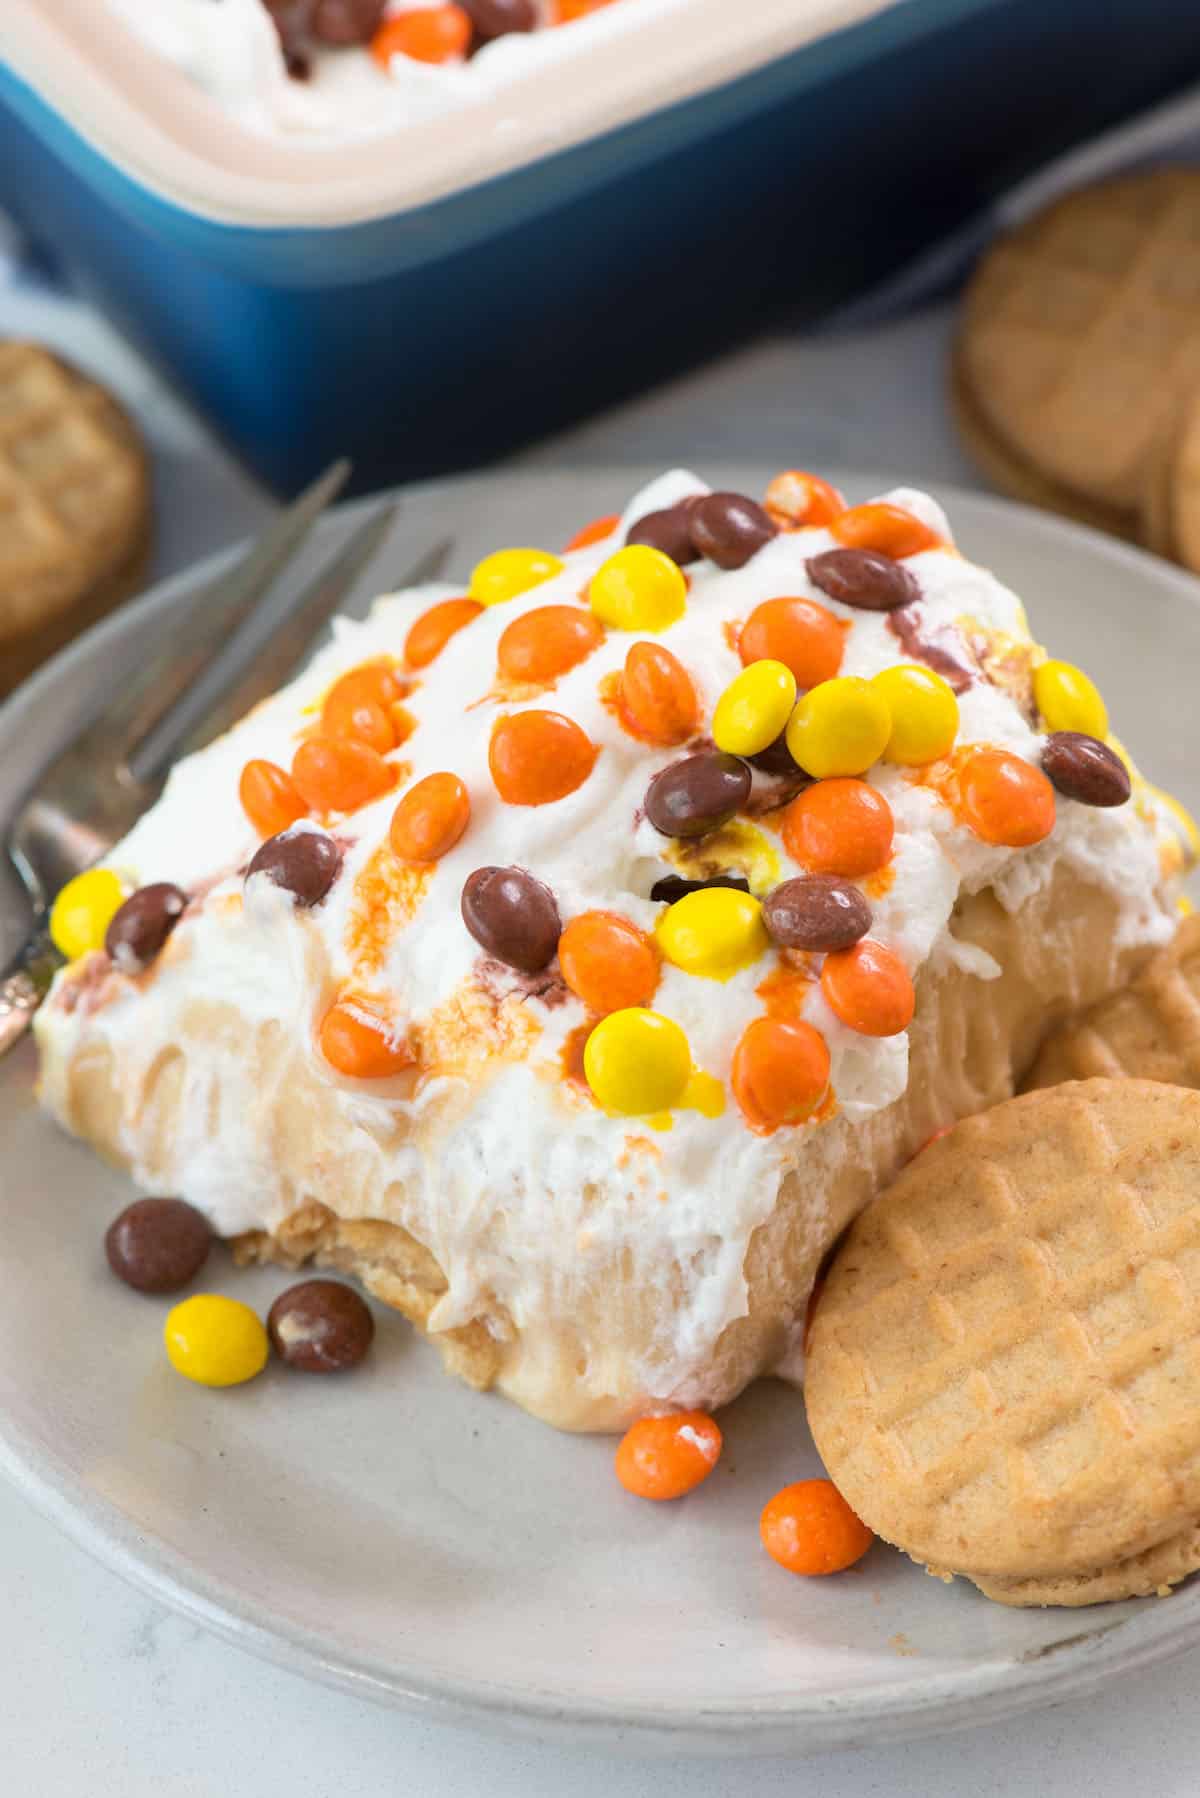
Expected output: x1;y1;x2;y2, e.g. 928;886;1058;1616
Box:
5;288;1200;1796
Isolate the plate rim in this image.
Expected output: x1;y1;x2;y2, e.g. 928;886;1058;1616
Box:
5;462;1200;1754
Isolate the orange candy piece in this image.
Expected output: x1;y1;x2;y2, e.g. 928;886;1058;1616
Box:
390;701;417;747
497;604;605;684
554;0;618;19
821;938;914;1037
558;910;660;1013
319;1004;416;1079
390;772;470;863
763;470;846;530
404;597;482;670
738;597;844;690
371;4;471;64
782;779;893;877
831;503;942;558
292;737;395;815
957;747;1056;848
618;640;699;745
321;661;406;754
489;709;598;806
565;512;620;551
760;1479;873;1575
732;1016;830;1132
329;699;392;754
615;1412;723;1501
239;759;307;837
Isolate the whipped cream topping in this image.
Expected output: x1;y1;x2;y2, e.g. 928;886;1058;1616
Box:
36;472;1182;1407
102;0;685;142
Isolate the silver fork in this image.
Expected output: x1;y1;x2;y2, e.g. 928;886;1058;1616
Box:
0;461;451;1057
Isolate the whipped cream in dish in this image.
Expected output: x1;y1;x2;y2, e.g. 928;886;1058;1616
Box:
102;0;686;142
35;470;1188;1427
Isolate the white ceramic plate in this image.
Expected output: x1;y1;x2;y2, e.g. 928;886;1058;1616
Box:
3;466;1200;1756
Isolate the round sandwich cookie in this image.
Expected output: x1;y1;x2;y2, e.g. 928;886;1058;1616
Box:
1027;912;1200;1091
1138;395;1187;565
1161;377;1200;577
949;358;1139;545
806;1079;1200;1606
0;341;151;696
957;168;1200;515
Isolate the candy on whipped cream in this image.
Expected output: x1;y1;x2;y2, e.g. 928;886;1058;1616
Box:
103;0;671;141
35;468;1192;1430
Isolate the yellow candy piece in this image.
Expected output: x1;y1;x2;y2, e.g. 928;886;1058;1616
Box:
871;664;959;765
584;1007;692;1115
588;545;687;633
49;868;125;962
785;676;891;779
712;659;798;757
469;547;564;607
1033;659;1107;738
682;1069;726;1119
656;887;769;981
164;1294;269;1388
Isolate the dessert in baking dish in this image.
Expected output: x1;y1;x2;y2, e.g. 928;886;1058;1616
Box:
103;0;640;139
35;468;1188;1430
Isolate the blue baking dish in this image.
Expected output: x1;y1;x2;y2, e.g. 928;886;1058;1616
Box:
3;0;1200;496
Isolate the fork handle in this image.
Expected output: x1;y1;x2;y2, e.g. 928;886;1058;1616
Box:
0;929;61;1060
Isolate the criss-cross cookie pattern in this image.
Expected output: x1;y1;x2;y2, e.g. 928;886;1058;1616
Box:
1029;914;1200;1090
0;342;145;627
960;169;1200;508
806;1081;1200;1581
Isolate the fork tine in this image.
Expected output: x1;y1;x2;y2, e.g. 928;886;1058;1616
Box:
129;510;451;780
114;458;351;767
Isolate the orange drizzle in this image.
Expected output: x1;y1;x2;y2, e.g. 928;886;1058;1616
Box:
414;974;545;1089
616;1133;664;1169
907;753;960;813
863;861;896;901
757;958;818;1022
560;1020;592;1091
345;838;432;974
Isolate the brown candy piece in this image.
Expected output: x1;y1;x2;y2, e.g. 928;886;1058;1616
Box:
462;865;561;973
690;492;777;570
649;873;751;904
762;875;871;953
105;1198;212;1295
268;1279;375;1372
1041;731;1131;807
748;728;805;777
807;547;918;612
625;499;701;568
461;0;536;39
310;0;386;44
282;44;313;78
644;751;751;839
246;826;342;908
261;0;315;72
105;882;188;971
